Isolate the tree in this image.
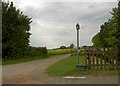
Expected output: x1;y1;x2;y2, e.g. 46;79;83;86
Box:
0;1;2;57
70;44;74;55
99;22;110;47
60;46;66;49
92;33;103;48
2;2;32;59
92;1;120;48
106;5;119;47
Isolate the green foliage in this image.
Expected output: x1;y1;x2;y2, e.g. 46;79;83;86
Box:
60;46;67;49
99;22;110;47
92;33;103;48
27;46;48;56
2;1;32;59
70;44;74;48
0;1;1;61
92;1;120;48
70;44;74;55
2;1;48;59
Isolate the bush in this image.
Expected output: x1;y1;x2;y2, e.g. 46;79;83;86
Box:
27;46;48;56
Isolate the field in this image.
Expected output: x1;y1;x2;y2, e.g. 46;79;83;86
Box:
48;48;72;56
46;54;118;76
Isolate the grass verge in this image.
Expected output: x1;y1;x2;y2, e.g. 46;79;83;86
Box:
2;55;49;65
46;54;118;76
2;54;69;65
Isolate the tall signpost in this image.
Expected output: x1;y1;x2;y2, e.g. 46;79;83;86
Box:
76;23;85;71
76;23;80;66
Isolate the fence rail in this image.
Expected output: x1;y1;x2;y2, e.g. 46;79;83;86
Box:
84;47;118;70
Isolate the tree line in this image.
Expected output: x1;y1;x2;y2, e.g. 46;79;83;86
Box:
92;1;120;61
2;1;47;59
92;1;120;48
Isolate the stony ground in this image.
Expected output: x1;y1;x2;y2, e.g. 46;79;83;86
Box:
2;54;118;84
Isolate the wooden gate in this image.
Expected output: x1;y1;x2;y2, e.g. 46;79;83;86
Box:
84;47;118;70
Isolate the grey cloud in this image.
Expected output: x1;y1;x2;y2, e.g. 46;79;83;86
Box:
23;2;117;25
11;1;118;48
40;3;115;21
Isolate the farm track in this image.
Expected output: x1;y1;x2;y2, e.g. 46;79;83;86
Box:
2;54;118;84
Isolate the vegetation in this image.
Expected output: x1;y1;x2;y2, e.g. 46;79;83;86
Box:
59;46;67;49
0;1;1;62
92;33;103;48
2;55;49;65
2;48;72;65
46;54;118;76
2;2;31;59
46;54;85;76
2;1;75;64
92;1;120;48
2;1;48;60
70;44;74;55
26;46;47;56
92;1;120;62
2;1;119;70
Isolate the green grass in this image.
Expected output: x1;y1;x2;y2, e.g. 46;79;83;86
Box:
2;53;70;65
46;54;118;77
2;55;50;65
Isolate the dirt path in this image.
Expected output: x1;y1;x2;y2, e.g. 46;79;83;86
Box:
2;54;118;84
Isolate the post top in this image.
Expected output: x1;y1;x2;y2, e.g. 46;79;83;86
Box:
76;23;80;30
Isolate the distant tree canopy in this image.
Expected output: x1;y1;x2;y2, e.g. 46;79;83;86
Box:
70;44;74;55
2;2;47;59
92;1;120;48
70;44;74;48
60;46;67;49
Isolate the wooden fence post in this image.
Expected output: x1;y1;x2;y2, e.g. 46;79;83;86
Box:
100;50;103;69
96;49;99;69
107;48;110;69
88;47;91;69
92;48;94;69
84;48;87;69
115;47;118;69
104;48;107;70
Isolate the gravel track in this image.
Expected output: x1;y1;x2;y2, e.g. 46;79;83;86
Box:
2;54;118;84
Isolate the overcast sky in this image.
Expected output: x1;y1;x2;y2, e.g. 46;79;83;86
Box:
9;0;118;49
